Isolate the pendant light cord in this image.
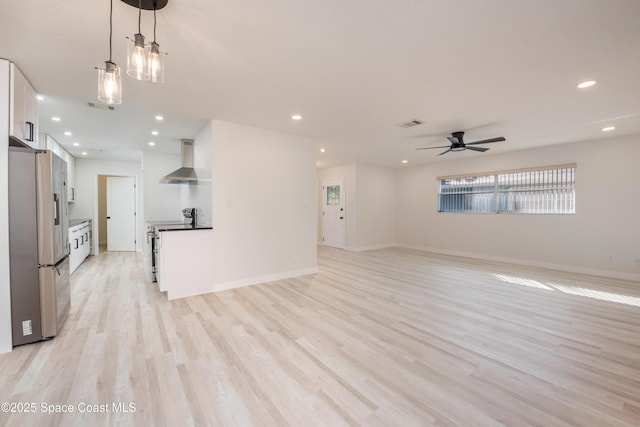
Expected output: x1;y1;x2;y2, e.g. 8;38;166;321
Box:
108;0;113;62
153;8;157;42
138;0;142;33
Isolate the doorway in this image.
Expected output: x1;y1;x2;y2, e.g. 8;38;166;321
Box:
321;177;345;249
98;175;136;252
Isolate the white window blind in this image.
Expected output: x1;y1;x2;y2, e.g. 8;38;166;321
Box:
438;164;576;214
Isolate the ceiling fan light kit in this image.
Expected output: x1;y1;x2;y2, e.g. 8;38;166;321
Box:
97;0;168;104
416;131;506;156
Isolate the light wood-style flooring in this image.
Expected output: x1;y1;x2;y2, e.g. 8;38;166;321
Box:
1;247;640;426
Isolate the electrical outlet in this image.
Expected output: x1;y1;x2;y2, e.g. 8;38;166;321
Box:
608;255;614;262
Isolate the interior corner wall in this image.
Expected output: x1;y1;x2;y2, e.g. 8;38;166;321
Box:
210;120;317;288
73;158;143;254
396;133;640;280
317;163;396;251
142;151;183;222
352;164;396;250
181;120;212;225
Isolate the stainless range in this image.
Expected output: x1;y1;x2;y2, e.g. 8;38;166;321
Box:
146;208;199;282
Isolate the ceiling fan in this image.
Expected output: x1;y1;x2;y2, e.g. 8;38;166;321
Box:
416;131;505;156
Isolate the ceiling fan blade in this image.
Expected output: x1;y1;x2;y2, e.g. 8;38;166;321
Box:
446;136;460;145
415;145;451;150
466;146;489;152
466;137;505;145
438;148;452;156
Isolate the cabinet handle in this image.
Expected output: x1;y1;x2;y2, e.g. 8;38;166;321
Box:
81;236;84;244
75;239;79;250
25;121;34;142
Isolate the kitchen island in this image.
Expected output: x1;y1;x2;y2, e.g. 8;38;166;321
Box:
155;224;214;300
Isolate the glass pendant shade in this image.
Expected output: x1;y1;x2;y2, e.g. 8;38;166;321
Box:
148;41;166;83
127;33;150;80
97;61;122;105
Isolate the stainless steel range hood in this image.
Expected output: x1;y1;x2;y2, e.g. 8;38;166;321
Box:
161;139;198;184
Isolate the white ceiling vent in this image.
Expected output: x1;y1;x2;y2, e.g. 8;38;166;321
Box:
395;119;423;128
87;102;115;111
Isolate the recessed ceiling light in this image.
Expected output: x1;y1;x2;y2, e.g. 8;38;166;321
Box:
155;115;164;121
51;116;61;122
402;160;408;164
151;130;159;136
291;115;302;120
73;142;80;147
81;152;88;156
64;131;72;136
577;80;596;89
148;142;155;146
601;126;616;132
320;148;326;153
36;95;44;101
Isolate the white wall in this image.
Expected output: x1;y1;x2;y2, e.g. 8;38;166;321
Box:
317;163;396;251
73;158;143;254
141;151;183;221
210;120;318;289
98;176;107;244
396;133;640;280
353;164;396;250
0;60;12;353
181;121;212;224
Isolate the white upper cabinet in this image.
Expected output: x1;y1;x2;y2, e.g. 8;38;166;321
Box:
45;135;76;202
9;63;38;149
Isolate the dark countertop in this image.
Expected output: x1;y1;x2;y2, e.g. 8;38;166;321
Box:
157;224;212;232
70;218;91;227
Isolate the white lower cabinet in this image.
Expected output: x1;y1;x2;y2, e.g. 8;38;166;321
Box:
157;229;214;300
69;221;92;274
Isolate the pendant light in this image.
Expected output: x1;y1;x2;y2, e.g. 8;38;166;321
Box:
97;0;122;105
126;0;150;80
148;7;167;83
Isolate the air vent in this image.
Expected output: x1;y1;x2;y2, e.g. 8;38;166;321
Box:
395;119;423;128
87;102;115;111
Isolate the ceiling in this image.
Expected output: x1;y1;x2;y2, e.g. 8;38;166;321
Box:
2;0;639;168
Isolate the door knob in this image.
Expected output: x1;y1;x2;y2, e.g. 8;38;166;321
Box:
106;216;111;219
340;216;344;219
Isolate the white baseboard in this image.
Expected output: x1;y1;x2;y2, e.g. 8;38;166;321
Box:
169;266;320;299
397;244;640;282
345;243;396;252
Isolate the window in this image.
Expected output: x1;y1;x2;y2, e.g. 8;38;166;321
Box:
438;164;576;214
326;185;341;205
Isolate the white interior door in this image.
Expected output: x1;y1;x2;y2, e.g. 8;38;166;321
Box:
322;178;345;248
107;176;136;252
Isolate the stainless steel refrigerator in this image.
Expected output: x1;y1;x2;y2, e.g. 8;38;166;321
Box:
8;146;70;346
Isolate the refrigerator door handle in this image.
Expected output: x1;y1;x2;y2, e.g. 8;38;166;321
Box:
53;193;60;225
